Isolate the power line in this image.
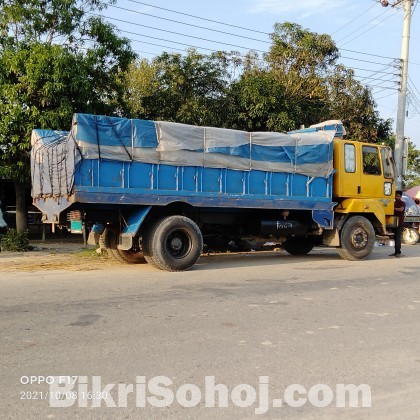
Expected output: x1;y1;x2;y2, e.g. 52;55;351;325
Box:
119;29;228;53
99;14;267;53
340;65;396;75
341;55;398;67
336;6;390;44
354;75;397;84
109;4;270;44
340;47;398;61
355;62;399;83
114;1;399;65
125;0;270;35
366;82;399;90
375;91;397;100
98;2;412;103
408;76;420;98
337;7;400;47
331;2;377;35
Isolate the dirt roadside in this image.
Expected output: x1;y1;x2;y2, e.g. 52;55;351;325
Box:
0;240;117;272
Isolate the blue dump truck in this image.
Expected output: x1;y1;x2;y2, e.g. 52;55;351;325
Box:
31;114;397;271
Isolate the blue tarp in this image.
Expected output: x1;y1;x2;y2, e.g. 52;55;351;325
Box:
69;113;336;177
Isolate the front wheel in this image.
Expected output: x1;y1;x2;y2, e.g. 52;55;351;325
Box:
337;216;375;261
143;216;203;271
402;227;419;245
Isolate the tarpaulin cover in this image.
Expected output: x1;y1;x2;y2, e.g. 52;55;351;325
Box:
31;114;338;198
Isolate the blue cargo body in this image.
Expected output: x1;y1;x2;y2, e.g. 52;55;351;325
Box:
31;114;338;229
73;159;333;211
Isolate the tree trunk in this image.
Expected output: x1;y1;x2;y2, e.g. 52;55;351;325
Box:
15;182;27;232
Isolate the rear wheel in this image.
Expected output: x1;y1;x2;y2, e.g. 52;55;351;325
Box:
402;227;419;245
100;228;146;264
337;216;375;261
143;216;203;271
236;239;264;252
283;237;314;255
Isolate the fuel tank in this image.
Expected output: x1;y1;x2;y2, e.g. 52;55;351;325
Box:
259;220;307;237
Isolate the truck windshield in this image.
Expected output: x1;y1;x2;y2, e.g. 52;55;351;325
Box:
380;147;394;179
362;146;381;175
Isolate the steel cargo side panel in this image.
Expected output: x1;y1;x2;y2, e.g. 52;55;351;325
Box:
99;161;125;188
226;170;245;194
182;166;199;192
73;159;332;208
128;163;154;189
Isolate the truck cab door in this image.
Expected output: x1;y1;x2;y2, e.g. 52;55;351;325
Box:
359;145;384;198
336;141;361;197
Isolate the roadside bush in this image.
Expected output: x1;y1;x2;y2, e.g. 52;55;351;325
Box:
0;229;30;252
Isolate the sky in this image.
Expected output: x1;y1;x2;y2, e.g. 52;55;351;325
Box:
101;0;420;148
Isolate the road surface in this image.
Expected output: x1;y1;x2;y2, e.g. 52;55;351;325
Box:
1;244;420;419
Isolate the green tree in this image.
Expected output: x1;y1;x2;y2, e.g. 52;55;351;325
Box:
0;0;135;231
123;58;160;119
381;135;420;189
124;49;232;126
224;69;294;131
327;65;380;141
264;22;338;127
404;142;420;189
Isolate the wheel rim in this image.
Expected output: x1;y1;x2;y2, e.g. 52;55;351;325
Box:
350;227;368;250
165;230;191;258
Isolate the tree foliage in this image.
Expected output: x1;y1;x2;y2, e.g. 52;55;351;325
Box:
0;0;135;231
405;143;420;188
224;69;292;131
124;49;232;126
0;0;135;184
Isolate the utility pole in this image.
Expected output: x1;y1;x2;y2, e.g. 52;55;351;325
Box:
394;0;412;189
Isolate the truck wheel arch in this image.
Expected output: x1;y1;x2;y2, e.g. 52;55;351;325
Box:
142;215;203;271
337;215;375;261
100;228;146;264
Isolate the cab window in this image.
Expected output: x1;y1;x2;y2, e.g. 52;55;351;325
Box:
362;146;381;175
344;143;356;173
380;147;394;179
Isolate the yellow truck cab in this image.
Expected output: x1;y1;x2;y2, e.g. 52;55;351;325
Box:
325;138;396;259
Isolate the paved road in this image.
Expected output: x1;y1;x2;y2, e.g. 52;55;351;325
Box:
1;244;420;419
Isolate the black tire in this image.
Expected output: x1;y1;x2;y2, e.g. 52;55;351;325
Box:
402;227;419;245
337;216;375;261
143;216;203;271
283;237;314;255
100;228;146;264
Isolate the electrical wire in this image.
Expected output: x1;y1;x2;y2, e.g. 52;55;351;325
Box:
340;48;398;61
100;0;409;98
97;1;415;107
117;28;263;54
110;1;400;66
355;62;399;84
375;91;397;100
341;55;398;67
124;0;270;35
337;7;400;47
408;76;420;99
331;2;377;35
97;14;268;53
108;4;270;44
